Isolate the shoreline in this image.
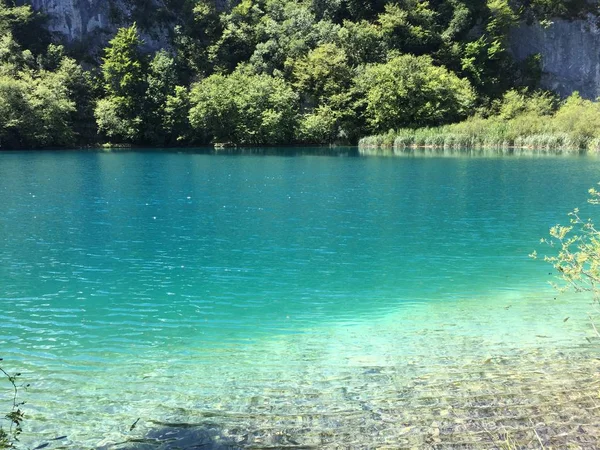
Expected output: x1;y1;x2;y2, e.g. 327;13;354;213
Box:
358;143;600;156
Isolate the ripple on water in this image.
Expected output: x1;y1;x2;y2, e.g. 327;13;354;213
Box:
3;289;598;449
2;152;600;448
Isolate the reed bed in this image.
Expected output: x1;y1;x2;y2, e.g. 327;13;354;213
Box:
359;130;594;155
359;91;600;156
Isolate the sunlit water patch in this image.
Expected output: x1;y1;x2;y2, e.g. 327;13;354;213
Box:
1;150;600;448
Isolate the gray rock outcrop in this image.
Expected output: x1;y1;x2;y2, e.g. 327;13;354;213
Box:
15;0;173;50
16;0;233;47
18;0;113;42
510;17;600;99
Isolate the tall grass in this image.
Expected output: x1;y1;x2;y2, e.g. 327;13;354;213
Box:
359;91;600;154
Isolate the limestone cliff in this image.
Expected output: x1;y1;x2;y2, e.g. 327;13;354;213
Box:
17;0;115;42
15;0;180;50
510;17;600;99
16;0;231;47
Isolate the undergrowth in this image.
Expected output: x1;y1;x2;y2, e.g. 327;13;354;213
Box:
359;91;600;154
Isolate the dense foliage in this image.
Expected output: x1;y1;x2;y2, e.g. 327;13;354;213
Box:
355;54;476;132
95;27;186;145
359;90;600;152
189;66;298;144
0;0;595;148
0;1;94;148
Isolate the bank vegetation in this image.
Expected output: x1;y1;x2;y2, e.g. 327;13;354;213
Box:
0;0;596;149
359;90;600;154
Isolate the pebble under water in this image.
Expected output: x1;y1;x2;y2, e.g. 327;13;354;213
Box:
0;149;599;449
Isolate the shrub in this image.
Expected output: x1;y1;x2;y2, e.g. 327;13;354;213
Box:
355;54;476;133
189;68;298;145
533;185;600;303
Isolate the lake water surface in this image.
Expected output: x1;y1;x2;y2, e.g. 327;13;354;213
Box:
1;149;600;448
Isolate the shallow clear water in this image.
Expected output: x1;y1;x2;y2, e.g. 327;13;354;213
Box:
1;149;600;448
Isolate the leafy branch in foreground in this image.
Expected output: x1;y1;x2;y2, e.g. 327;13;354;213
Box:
531;185;600;300
0;360;27;449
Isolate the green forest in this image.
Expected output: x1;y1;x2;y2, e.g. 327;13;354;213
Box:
0;0;595;149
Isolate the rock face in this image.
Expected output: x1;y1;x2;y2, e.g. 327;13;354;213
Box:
510;17;600;99
14;0;195;50
17;0;113;42
17;0;232;46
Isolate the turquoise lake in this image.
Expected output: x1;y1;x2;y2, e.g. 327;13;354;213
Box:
1;149;600;448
